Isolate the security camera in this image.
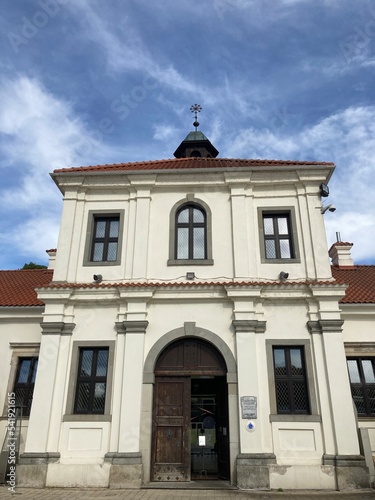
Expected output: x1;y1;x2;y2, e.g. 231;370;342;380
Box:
321;204;336;214
93;274;102;283
279;271;289;280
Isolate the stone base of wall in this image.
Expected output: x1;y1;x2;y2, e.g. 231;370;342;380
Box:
105;452;143;489
236;453;276;489
323;455;370;490
17;453;60;488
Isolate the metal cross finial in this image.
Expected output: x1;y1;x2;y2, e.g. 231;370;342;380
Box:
190;103;202;131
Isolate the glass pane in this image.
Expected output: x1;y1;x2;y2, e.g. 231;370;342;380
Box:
96;350;108;377
290;349;303;376
177;227;189;259
93;383;106;412
80;350;93;377
293;382;308;412
280;239;291;258
264;218;274;235
265;240;276;259
17;360;31;383
193;208;204;223
76;383;90;412
362;360;375;383
14;388;26;409
367;388;375;414
107;242;118;261
193;227;205;259
274;349;286;376
351;387;366;414
109;219;119;238
347;360;361;383
276;381;290;411
278;217;289;235
95;220;106;238
177;208;189;223
93;242;104;261
31;359;38;383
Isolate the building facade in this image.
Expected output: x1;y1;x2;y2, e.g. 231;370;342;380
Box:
0;130;374;490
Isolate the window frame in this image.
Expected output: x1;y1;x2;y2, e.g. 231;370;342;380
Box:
258;207;300;263
74;347;109;415
83;210;125;267
13;357;38;417
266;339;320;422
168;197;214;266
175;203;207;260
347;357;375;418
2;343;40;419
64;341;115;422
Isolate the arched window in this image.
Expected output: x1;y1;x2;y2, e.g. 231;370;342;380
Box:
176;204;206;260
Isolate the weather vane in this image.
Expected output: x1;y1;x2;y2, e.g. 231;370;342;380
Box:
190;103;202;131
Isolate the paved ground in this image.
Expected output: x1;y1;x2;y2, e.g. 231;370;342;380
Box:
0;487;374;500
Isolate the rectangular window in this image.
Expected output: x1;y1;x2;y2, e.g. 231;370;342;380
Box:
74;347;109;414
13;357;38;417
273;347;309;414
347;358;375;417
263;213;294;259
90;216;120;262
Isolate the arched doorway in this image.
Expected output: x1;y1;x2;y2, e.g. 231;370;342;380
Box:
151;337;229;482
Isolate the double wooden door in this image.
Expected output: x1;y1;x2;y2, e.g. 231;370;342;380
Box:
151;338;230;482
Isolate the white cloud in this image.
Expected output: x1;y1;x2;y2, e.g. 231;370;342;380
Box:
224;105;375;262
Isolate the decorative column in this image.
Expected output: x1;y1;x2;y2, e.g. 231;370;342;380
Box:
18;322;74;487
233;319;276;489
106;320;148;489
307;320;369;489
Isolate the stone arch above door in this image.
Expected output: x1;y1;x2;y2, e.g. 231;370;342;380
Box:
143;322;237;384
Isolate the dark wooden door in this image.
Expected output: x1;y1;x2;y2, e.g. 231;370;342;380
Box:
151;377;191;481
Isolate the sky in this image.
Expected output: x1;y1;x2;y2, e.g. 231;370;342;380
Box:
0;0;375;269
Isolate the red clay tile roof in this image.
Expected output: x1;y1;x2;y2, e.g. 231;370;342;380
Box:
53;157;335;174
0;269;53;307
332;266;375;304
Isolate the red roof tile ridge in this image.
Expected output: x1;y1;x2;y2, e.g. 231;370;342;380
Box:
53;157;335;173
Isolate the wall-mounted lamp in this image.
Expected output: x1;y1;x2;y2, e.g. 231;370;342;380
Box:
93;274;102;283
279;271;289;280
321;204;336;214
186;272;195;280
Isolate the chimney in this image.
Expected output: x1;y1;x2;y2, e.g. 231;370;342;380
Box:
46;249;57;270
329;242;354;267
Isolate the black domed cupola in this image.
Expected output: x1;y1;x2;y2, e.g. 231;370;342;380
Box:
173;104;219;159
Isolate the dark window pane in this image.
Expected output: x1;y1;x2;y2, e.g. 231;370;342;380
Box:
351;387;366;414
264;218;274;235
95;220;106;238
293;382;308;411
93;243;104;261
280;239;291;259
193;227;205;259
276;381;290;411
76;383;90;412
362;360;375;383
274;349;286;376
109;219;119;238
177;208;189;223
80;350;93;377
93;383;106;412
265;240;276;259
17;359;31;383
347;360;360;383
278;217;289;235
177;228;189;259
193;208;204;223
96;350;108;377
107;242;118;261
290;349;303;376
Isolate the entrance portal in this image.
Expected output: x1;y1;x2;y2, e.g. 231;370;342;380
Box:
151;338;229;482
